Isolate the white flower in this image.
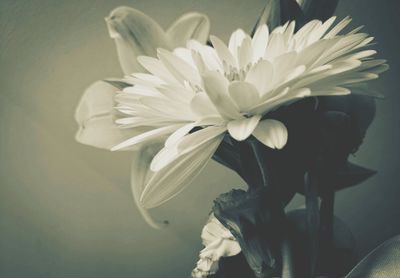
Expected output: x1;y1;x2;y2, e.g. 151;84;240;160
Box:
74;6;211;228
113;17;387;209
191;214;241;278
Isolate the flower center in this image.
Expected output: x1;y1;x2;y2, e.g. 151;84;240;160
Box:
223;61;252;82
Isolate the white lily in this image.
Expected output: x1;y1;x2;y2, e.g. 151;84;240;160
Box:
75;6;211;228
192;214;241;278
113;17;387;209
106;6;210;74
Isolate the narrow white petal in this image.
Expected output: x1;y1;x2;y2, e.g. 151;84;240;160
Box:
111;124;181;151
177;126;227;154
202;71;242;119
157;48;201;86
137;56;180;85
173;47;196;68
252;24;269;63
228;81;260;111
165;123;196;147
188;40;223;72
252;119;288;149
237;37;253;69
190;91;220;117
245;60;274;94
228;29;247;57
210;35;237;68
324;16;352;39
151;126;226;171
141;136;223;208
227;115;261;141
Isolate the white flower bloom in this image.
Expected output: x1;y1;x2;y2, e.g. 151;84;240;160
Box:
75;6;211;228
113;17;387;208
191;214;241;278
106;6;210;74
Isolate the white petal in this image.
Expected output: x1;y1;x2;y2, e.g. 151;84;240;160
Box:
111;124;181;151
237;37;253;69
157;48;201;86
190;92;219;117
252;24;269;63
140;135;223;208
75;81;137;149
173;47;196;68
227;115;261;141
130;144;167;229
151;126;226;171
228;29;247;58
252;119;288;149
137;56;180;85
165;123;196;148
228;81;260;111
105;6;169;74
167;12;210;46
245;60;274;94
324;16;352;39
210;35;237;69
202;71;242;119
188;40;224;72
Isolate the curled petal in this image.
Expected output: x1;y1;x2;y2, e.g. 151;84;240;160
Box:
167;12;211;47
140;135;223;208
252;119;288;149
106;6;169;74
75;81;138;149
130;144;168;229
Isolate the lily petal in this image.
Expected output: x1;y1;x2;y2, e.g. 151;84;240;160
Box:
130;144;167;229
106;6;169;74
167;12;211;47
252;119;288;149
140;135;223;208
75;81;138;149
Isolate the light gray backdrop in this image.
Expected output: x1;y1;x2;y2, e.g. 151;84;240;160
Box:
1;0;399;277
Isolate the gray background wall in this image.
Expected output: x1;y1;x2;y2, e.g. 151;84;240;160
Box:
0;0;399;277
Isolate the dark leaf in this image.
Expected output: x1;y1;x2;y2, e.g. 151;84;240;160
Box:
330;162;377;191
280;0;306;28
299;0;340;21
318;94;376;138
251;0;281;36
287;209;356;277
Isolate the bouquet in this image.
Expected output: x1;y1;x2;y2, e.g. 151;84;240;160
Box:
74;1;394;277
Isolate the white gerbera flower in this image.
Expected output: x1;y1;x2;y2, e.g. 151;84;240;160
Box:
74;6;211;228
112;16;387;209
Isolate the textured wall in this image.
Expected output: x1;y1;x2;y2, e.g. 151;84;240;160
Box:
0;0;399;277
